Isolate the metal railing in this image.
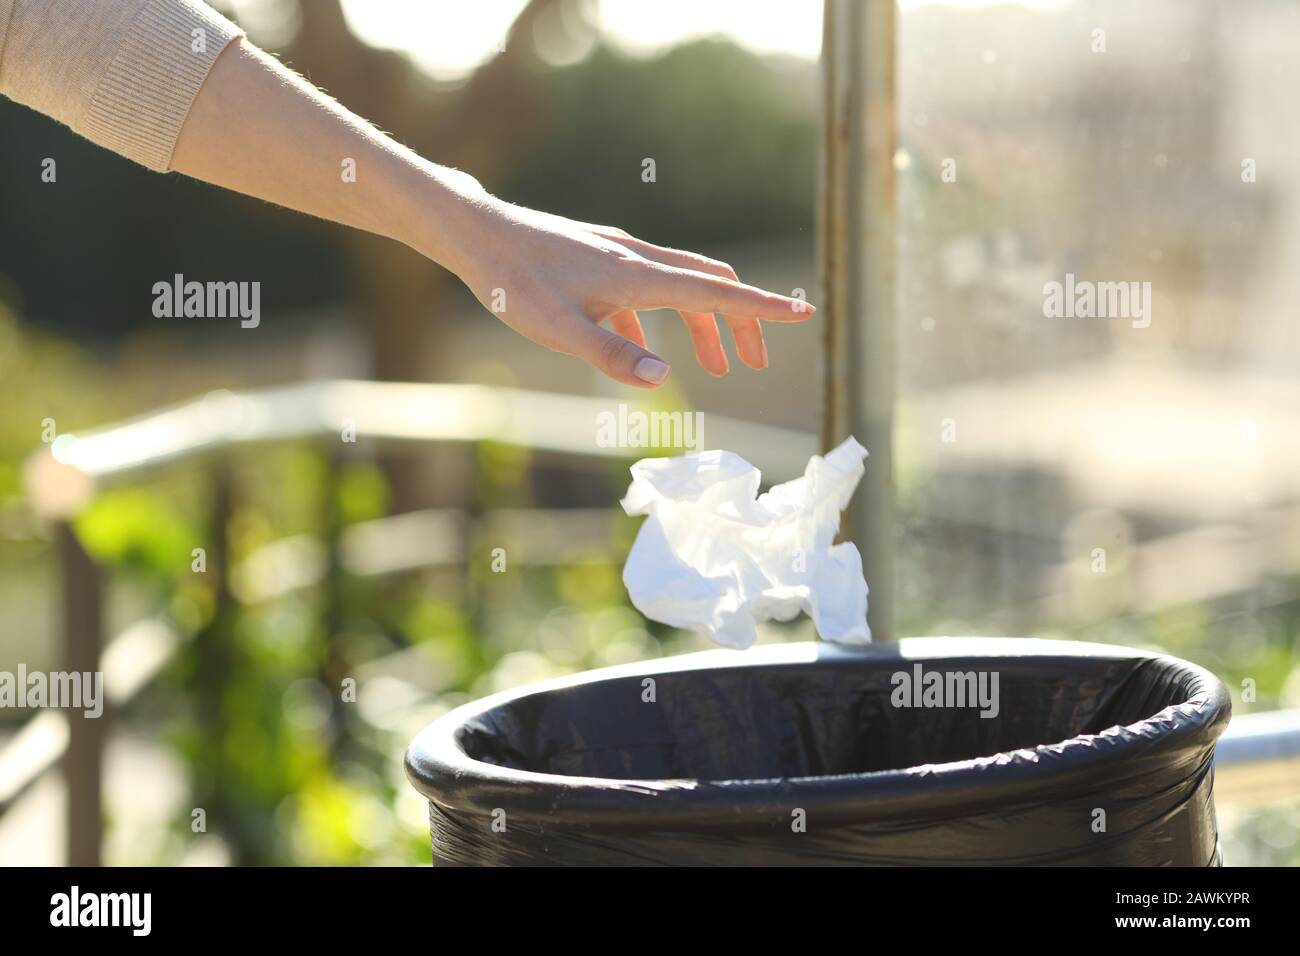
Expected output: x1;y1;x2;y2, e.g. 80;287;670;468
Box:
1214;709;1300;807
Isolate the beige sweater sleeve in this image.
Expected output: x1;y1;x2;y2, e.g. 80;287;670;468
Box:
0;0;244;171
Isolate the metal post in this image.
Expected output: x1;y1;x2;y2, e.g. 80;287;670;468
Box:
59;521;103;866
819;0;897;639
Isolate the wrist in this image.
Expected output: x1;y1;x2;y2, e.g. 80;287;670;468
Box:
394;160;497;278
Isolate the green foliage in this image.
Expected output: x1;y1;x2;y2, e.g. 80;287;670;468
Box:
75;488;200;589
337;461;389;525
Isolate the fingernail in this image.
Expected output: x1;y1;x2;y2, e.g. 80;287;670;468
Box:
634;357;670;384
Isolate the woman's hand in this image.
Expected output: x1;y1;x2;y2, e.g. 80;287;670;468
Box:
450;198;814;388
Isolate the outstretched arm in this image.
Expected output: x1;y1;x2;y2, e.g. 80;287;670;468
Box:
173;39;813;387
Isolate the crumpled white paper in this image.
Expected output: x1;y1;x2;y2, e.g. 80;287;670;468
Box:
620;436;871;649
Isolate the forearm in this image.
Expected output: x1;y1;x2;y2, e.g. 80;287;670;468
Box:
171;38;488;276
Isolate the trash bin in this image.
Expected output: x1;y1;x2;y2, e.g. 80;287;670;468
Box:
404;637;1230;866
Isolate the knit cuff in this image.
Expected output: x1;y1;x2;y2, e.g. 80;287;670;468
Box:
81;0;243;172
0;2;16;77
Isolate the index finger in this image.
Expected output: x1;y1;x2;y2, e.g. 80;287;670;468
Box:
632;263;815;323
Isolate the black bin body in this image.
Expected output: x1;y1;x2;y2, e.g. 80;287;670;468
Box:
404;638;1230;866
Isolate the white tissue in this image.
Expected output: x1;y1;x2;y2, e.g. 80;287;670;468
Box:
620;436;871;649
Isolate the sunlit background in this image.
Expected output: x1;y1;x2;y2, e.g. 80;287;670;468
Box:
2;0;1298;866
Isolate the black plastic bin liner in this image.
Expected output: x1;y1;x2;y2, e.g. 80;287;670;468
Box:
405;638;1231;866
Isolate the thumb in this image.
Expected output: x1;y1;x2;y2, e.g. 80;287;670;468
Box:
573;322;671;388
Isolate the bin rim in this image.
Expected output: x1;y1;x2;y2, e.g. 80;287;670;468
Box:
404;637;1231;830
